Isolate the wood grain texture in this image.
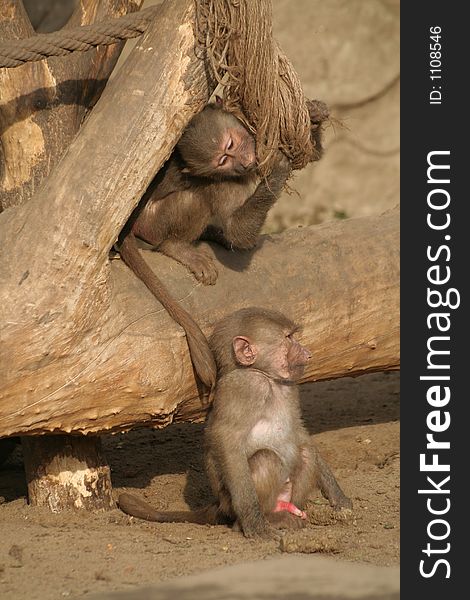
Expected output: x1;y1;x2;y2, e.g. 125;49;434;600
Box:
0;0;210;437
0;208;399;437
22;435;113;511
0;0;398;440
0;0;145;211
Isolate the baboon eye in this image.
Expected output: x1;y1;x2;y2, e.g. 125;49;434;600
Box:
226;137;233;151
218;155;228;166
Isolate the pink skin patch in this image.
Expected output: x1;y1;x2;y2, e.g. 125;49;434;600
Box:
274;500;307;520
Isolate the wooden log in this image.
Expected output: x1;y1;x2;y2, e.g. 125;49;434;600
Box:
0;0;213;511
0;0;146;512
0;3;207;410
21;435;113;511
0;208;399;438
0;0;398;446
0;0;144;211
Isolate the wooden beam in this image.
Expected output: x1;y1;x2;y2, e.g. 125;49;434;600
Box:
0;208;399;437
0;0;210;435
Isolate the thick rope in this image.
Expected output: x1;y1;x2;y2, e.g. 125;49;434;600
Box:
0;5;161;69
195;0;317;176
1;0;318;175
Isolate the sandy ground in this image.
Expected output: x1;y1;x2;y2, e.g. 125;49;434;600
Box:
0;371;399;599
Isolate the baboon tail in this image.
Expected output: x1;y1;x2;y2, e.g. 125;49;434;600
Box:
118;233;216;389
118;492;221;525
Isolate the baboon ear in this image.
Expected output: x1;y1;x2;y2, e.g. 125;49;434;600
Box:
215;95;224;106
232;336;257;366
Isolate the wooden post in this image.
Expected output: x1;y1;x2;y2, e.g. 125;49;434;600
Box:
22;436;113;511
0;0;210;434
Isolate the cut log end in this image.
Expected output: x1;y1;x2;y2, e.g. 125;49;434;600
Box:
21;435;114;512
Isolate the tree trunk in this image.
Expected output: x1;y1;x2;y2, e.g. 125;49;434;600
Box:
0;0;144;211
0;0;147;510
0;0;211;439
22;435;113;511
0;207;399;438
